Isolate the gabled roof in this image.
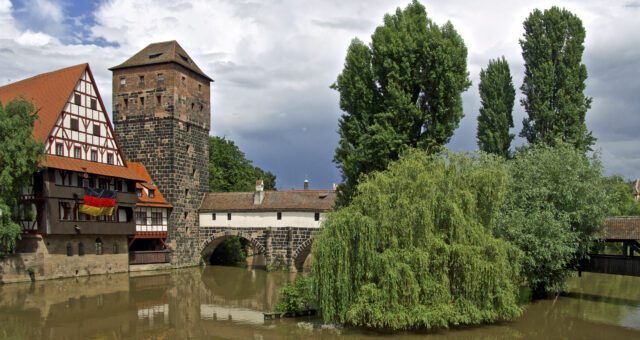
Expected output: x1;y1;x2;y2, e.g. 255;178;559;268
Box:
200;190;336;212
0;64;86;143
109;40;212;82
127;162;172;208
45;155;145;181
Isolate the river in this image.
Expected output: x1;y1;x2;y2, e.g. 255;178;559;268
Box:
0;266;638;339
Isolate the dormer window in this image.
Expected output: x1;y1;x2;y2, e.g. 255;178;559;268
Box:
149;189;155;198
136;188;142;197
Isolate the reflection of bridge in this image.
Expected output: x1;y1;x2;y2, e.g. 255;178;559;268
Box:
581;217;640;276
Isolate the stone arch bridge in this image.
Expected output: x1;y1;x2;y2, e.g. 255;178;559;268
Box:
198;226;316;272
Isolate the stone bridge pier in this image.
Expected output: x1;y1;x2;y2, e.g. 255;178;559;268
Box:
198;226;316;272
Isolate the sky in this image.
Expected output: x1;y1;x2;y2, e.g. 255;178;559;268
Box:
2;0;640;190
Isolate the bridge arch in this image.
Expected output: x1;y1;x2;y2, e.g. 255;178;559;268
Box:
292;237;314;272
200;231;266;265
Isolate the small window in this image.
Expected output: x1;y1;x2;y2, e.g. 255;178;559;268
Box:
55;143;64;156
107;153;114;165
139;75;144;84
192;167;196;176
277;212;282;220
156;95;161;105
74;94;81;105
315;212;320;221
191;103;194;110
185;188;189;196
227;213;231;220
212;213;216;220
96;238;103;255
67;243;73;256
186;144;190;152
90;99;97;110
113;243;118;254
200;104;203;112
152;212;162;225
74;146;82;159
136;188;142;197
70;118;79;131
198;84;201;93
186;124;190;132
93;124;100;136
91;150;98;162
120;77;126;85
181;76;186;85
140;97;145;106
78;243;84;256
184;211;188;219
124;98;128;109
158;73;164;81
149;189;155;198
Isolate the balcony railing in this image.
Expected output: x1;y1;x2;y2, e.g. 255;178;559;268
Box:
129;250;170;265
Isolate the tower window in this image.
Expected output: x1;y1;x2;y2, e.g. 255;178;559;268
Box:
74;94;81;105
74;146;82;159
70;118;79;131
200;104;203;112
140;97;145;106
198;84;201;93
191;103;194;110
156;95;162;104
184;212;188;219
139;75;144;84
93;124;100;136
181;76;185;85
55;143;63;156
185;188;189;196
277;212;282;220
90;99;97;110
124;98;128;109
158;73;164;81
120;77;126;85
91;150;98;162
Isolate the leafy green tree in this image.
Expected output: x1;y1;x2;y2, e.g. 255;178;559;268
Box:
494;143;611;297
519;7;595;151
332;0;471;204
208;136;276;192
477;57;515;158
606;176;640;216
0;98;44;254
313;149;522;329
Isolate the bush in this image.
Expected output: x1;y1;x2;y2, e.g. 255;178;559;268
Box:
275;275;315;313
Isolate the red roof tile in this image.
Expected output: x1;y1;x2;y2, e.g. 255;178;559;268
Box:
603;217;640;240
127;162;171;207
44;155;145;181
0;64;86;143
200;190;336;212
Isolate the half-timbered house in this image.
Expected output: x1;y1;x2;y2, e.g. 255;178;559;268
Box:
0;64;145;281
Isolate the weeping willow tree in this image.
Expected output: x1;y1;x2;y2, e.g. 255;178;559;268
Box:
313;149;523;330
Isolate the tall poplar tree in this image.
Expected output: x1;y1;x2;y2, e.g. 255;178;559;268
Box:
519;6;595;151
477;57;515;158
332;0;471;204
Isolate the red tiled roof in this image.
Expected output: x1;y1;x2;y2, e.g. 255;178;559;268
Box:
44;155;145;181
200;190;336;212
127;161;171;207
109;40;212;81
603;217;640;240
0;64;86;143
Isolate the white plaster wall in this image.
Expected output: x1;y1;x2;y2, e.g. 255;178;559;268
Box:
199;211;326;228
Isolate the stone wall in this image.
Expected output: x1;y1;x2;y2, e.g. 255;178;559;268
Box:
0;234;129;283
199;226;316;272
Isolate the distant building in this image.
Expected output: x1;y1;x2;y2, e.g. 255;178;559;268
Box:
199;180;336;229
634;179;640;200
0;64;145;282
110;41;212;266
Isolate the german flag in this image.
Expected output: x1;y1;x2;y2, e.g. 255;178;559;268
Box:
79;187;116;216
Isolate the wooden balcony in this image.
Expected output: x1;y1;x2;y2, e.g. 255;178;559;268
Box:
129;250;170;265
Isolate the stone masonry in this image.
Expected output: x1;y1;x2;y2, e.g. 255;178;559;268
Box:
199;227;316;272
111;42;211;266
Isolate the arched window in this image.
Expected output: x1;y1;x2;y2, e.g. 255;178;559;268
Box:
113;243;118;254
96;238;103;255
78;243;84;256
66;243;73;256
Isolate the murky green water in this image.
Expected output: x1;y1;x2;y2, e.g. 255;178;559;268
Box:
0;267;638;339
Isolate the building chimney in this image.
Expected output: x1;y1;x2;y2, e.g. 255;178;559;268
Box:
304;178;309;190
254;179;264;205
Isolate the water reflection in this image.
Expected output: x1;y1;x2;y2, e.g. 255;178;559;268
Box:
0;268;638;339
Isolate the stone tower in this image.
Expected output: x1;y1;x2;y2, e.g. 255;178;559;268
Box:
110;41;212;266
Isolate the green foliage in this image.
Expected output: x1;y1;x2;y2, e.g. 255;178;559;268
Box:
313;149;522;330
332;0;471;204
519;7;595;151
0;98;43;255
494;143;612;296
477;57;515;158
606;176;640;216
275;275;315;313
209;236;247;266
208;136;276;192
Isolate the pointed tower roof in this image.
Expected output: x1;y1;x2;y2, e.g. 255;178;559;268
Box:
0;64;87;143
109;40;212;81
